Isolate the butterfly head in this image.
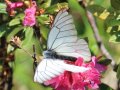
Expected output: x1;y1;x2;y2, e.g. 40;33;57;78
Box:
43;50;56;59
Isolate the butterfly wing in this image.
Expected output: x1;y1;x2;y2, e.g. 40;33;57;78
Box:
34;59;89;83
47;9;91;61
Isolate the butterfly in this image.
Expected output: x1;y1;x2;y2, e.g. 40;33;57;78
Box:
34;9;91;83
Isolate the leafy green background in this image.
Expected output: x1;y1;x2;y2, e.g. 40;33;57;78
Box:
0;0;120;90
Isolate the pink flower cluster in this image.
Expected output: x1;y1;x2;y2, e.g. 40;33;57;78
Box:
5;0;37;26
44;57;107;90
23;1;36;26
5;0;23;16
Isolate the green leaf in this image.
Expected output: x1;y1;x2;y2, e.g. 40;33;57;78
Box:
88;5;106;15
99;83;113;90
15;13;24;20
98;59;112;65
107;26;120;42
6;26;23;42
40;25;49;40
87;5;110;20
110;0;120;10
117;63;120;79
87;4;120;43
88;5;120;43
0;3;7;14
37;15;50;25
39;0;51;9
45;2;68;14
0;23;9;37
21;27;34;47
51;0;60;4
105;14;120;28
9;18;21;26
109;35;117;43
14;47;51;90
68;0;91;34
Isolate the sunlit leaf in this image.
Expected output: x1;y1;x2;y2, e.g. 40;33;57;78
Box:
6;26;23;42
39;0;51;9
87;5;110;20
13;27;42;90
109;35;117;43
21;27;34;46
88;4;120;43
107;26;120;42
45;3;68;14
0;3;7;14
105;14;120;28
9;18;21;26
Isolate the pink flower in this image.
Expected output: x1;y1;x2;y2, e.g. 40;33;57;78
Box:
81;68;100;89
5;0;23;16
44;57;103;90
23;1;36;26
75;57;101;89
71;73;85;90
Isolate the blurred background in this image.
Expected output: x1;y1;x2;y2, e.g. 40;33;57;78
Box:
0;0;120;90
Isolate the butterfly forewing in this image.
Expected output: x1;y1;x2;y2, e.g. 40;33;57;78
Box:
55;39;91;60
47;9;91;61
52;9;69;27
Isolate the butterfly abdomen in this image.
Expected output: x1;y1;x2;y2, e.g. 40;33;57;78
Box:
43;50;77;61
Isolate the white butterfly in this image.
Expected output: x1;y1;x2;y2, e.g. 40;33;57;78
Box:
34;9;91;83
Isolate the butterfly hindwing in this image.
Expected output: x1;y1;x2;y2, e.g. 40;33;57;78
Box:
34;59;89;83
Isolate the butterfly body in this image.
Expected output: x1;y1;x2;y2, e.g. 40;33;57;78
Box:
43;50;77;61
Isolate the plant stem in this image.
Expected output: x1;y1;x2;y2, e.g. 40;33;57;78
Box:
82;0;115;67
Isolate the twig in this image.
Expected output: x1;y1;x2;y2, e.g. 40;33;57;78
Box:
82;0;115;67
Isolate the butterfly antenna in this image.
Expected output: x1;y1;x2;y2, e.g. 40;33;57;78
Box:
32;45;38;72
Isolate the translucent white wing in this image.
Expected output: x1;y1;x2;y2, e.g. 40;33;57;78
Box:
34;59;89;83
54;39;91;61
47;9;91;61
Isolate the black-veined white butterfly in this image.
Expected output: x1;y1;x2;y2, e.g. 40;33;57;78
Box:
34;9;91;83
